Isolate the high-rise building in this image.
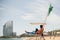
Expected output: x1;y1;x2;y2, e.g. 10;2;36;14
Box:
3;21;13;36
12;32;16;36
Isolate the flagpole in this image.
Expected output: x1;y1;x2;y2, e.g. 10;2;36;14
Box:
44;4;53;24
44;13;48;24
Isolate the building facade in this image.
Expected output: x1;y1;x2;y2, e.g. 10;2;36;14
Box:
12;32;16;36
3;21;13;36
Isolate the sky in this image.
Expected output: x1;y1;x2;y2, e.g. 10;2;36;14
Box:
0;0;60;36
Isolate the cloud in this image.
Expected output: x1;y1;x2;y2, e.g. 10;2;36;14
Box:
47;13;60;24
27;0;48;13
21;14;35;20
22;0;50;22
0;0;60;36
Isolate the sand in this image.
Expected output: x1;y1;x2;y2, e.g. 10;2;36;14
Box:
23;36;60;40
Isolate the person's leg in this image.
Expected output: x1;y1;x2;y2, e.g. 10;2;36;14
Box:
39;35;42;40
41;33;45;40
53;35;55;39
37;34;40;40
35;34;38;40
35;34;40;40
50;35;51;39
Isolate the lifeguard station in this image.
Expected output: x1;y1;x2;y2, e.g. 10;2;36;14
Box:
25;4;53;40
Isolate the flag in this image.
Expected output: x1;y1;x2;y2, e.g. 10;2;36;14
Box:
47;4;53;16
44;4;53;23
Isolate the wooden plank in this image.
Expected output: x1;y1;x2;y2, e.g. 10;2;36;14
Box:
30;22;46;25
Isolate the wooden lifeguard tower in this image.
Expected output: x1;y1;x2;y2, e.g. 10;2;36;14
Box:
25;4;53;40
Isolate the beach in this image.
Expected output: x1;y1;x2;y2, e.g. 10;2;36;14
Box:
23;36;60;40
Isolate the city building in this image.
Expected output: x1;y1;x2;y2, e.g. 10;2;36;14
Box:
12;32;16;36
3;21;13;36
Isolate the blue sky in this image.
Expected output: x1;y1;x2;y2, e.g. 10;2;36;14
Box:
0;0;60;36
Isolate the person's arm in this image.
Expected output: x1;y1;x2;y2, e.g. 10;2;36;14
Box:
25;30;29;33
25;30;36;34
36;28;44;34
